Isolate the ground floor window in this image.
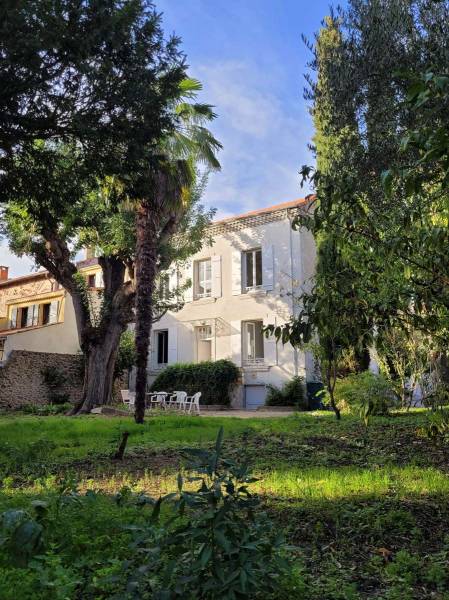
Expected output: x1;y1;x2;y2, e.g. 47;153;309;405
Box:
156;330;168;365
0;337;5;361
196;325;212;362
243;320;264;365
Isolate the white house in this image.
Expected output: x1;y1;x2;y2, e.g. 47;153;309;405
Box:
146;198;317;409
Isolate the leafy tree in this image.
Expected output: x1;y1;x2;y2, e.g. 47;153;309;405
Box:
0;0;186;202
3;144;213;413
299;1;449;342
133;79;221;423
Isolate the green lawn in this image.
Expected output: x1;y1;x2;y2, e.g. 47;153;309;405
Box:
1;410;449;599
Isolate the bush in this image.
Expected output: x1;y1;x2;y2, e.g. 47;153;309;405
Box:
332;371;395;417
152;359;240;405
265;376;308;409
114;330;136;380
124;428;290;598
40;367;69;405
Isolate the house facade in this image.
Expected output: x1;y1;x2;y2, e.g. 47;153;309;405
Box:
145;198;316;409
0;258;103;363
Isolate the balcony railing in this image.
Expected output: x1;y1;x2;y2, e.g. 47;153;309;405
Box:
243;357;265;366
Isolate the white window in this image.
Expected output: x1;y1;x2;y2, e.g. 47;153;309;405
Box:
42;301;59;325
158;274;170;301
195;259;212;299
243;249;262;291
155;330;168;365
243;321;265;365
25;304;39;327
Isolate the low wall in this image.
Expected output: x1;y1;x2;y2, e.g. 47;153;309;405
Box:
0;350;83;409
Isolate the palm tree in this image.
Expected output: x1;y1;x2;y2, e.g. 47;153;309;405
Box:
134;79;221;423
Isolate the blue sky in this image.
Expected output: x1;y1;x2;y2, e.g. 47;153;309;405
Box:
1;0;337;276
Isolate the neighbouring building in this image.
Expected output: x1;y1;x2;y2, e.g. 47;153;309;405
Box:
0;197;317;410
0;258;103;408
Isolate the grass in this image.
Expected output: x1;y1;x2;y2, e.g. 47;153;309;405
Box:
1;409;449;598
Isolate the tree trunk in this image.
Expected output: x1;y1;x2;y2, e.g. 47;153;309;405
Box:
134;201;160;424
70;322;124;414
326;359;341;420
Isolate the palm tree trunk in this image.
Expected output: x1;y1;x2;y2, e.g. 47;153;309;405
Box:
134;201;160;423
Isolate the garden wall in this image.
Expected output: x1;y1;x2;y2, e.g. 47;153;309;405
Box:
0;350;83;409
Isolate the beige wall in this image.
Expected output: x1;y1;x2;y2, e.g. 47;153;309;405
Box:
2;294;80;360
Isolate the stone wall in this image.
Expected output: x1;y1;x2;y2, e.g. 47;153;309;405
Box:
0;350;83;409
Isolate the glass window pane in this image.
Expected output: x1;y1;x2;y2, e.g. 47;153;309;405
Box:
246;322;255;358
255;250;262;286
246;252;253;287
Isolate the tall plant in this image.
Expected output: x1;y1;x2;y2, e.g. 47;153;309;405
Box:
134;79;221;423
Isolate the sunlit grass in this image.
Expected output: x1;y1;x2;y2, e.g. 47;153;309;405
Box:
259;465;449;500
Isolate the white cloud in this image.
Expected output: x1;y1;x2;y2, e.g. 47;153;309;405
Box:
192;59;314;217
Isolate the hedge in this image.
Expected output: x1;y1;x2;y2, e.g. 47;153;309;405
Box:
152;360;240;405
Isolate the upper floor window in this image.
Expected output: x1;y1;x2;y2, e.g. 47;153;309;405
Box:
244;249;262;291
9;300;59;330
87;274;96;288
156;330;168;365
158;274;170;301
243;320;264;365
195;259;212;299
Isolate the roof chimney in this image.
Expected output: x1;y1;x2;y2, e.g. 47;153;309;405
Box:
0;266;8;282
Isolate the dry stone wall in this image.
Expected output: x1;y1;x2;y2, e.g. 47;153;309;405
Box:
0;350;83;409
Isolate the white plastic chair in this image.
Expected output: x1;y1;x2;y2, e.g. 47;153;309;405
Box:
172;391;188;411
185;391;201;415
148;391;167;410
121;390;135;410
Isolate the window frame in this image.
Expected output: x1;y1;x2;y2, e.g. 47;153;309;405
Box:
0;337;5;362
242;320;265;365
195;258;212;299
243;248;262;291
155;329;169;366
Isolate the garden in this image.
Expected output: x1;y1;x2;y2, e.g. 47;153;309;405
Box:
1;409;449;599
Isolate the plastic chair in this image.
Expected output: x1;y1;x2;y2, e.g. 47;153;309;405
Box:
185;391;201;415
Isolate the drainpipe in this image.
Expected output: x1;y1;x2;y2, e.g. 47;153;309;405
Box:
288;214;299;377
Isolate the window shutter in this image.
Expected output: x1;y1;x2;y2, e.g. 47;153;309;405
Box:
49;301;59;324
263;315;277;366
96;271;104;288
262;245;274;291
183;260;194;302
211;255;222;298
230;320;242;367
231;251;242;295
167;326;178;364
168;268;178;296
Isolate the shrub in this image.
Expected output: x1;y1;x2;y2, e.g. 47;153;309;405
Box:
332;371;395;418
40;367;69;405
152;359;240;405
114;330;136;380
265;376;308;409
125;428;290;598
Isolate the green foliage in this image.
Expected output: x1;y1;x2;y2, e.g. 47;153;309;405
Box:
330;372;395;421
21;403;72;416
0;509;44;567
0;438;57;477
124;427;290;598
40;367;70;405
114;330;136;380
265;376;307;409
152;359;240;405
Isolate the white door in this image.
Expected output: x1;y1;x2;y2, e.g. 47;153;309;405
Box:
245;385;267;410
